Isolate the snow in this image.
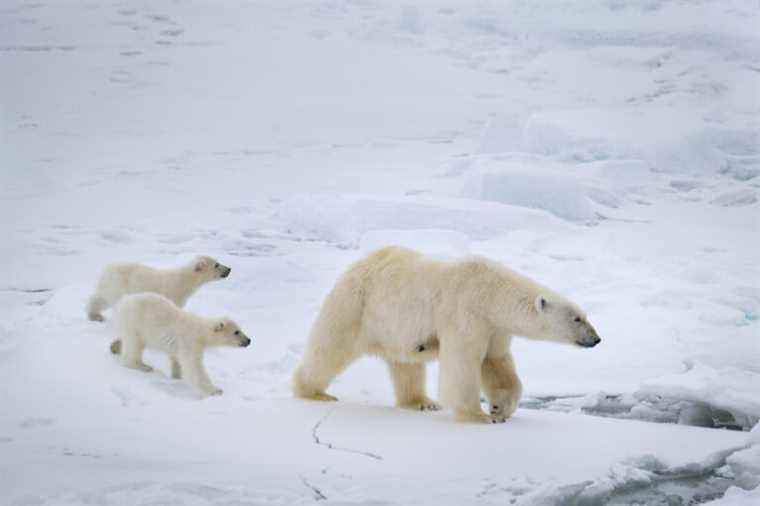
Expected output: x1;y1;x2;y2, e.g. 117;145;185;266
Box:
2;0;759;504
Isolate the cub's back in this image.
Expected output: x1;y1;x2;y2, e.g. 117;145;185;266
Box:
115;292;180;334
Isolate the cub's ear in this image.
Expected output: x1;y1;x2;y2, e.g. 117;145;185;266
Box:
213;321;225;332
195;259;208;272
534;295;548;313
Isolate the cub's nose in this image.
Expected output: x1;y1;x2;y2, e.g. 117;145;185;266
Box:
240;337;251;347
593;336;601;345
221;267;231;278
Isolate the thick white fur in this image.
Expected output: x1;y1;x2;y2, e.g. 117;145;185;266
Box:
87;256;230;321
293;246;600;423
111;293;250;396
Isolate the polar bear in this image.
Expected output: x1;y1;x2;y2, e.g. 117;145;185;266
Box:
86;256;231;322
110;293;251;396
292;246;601;423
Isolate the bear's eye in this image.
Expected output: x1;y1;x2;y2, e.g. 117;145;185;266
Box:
573;316;582;323
234;330;240;336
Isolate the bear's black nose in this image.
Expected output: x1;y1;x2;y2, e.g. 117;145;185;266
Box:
241;337;251;347
593;336;601;345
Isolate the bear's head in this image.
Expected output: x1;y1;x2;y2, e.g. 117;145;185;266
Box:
192;256;232;281
207;318;252;348
533;294;601;348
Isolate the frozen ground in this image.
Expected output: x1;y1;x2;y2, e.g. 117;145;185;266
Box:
1;0;759;504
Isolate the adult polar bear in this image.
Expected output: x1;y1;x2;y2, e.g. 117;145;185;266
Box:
293;246;601;423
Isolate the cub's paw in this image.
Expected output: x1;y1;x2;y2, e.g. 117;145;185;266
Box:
209;388;224;396
311;392;338;402
88;313;104;322
125;362;153;372
402;398;442;412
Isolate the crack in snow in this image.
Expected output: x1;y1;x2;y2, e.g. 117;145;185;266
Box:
300;475;327;501
0;287;52;293
311;407;384;461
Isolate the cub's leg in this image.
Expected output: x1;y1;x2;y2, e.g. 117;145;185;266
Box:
86;295;108;322
179;353;221;397
170;358;182;379
387;361;441;411
439;330;504;424
120;333;152;372
481;336;522;419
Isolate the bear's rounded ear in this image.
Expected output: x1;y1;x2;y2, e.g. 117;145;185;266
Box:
535;295;547;313
195;259;207;272
214;321;225;332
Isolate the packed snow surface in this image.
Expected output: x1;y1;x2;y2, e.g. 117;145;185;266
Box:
1;0;758;504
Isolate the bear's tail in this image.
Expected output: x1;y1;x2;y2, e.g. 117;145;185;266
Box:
110;339;122;355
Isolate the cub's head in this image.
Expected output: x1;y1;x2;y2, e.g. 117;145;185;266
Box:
208;318;251;348
534;295;601;348
192;256;232;281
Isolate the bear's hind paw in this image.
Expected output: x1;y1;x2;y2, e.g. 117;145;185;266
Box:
456;411;507;424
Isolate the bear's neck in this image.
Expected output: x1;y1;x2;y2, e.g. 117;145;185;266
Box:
167;266;205;302
505;294;545;338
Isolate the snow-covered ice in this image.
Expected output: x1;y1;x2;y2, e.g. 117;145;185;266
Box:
1;0;758;504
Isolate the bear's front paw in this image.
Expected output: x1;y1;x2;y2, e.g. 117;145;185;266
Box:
488;389;520;418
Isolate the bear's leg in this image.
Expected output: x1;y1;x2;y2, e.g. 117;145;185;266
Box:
180;354;222;397
120;334;152;372
292;337;361;402
293;278;364;402
439;333;505;424
170;357;182;379
293;348;360;402
86;294;108;322
388;361;441;411
481;337;522;419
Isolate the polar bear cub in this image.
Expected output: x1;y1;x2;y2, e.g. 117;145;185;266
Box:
110;292;251;397
87;256;231;321
293;246;601;423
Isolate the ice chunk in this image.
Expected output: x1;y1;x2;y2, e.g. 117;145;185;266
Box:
518;448;740;506
462;166;594;222
635;362;760;430
710;189;757;207
708;485;760;506
277;193;562;247
726;445;760;490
